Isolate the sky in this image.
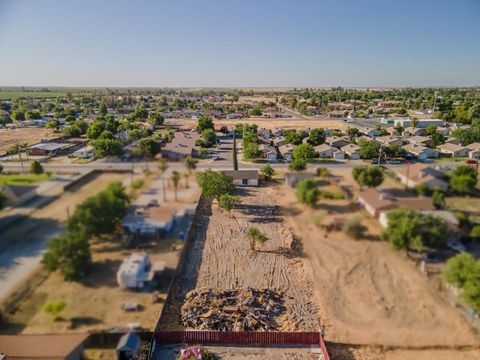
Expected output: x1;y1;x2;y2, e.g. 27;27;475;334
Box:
0;0;479;88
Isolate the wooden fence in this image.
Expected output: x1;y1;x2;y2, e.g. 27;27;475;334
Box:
154;330;330;359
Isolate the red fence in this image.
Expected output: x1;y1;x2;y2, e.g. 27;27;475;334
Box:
154;331;330;359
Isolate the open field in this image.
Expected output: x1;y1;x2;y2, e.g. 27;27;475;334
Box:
0;91;66;100
0;173;51;186
0;128;55;154
273;170;479;358
165;117;349;131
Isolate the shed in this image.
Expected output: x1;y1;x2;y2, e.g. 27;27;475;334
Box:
222;170;259;186
116;333;141;360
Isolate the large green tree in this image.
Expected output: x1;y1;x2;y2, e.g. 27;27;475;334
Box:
293;143;316;161
352;166;384;189
91;138;123;158
450;165;477;194
196;170;235;200
196;115;214;132
307;128;326;146
295;178;320;207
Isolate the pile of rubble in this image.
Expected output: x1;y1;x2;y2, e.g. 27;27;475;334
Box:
180;288;286;331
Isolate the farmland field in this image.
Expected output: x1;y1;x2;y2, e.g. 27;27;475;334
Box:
0;91;66;100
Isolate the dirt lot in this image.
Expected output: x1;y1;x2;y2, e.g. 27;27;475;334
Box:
273;170;479;358
4;237;182;334
166;118;348;131
0;127;56;154
162;186;319;331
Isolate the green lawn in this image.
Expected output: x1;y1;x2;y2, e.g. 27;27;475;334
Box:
0;173;50;186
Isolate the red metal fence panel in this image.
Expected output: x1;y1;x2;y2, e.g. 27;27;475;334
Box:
154;330;329;359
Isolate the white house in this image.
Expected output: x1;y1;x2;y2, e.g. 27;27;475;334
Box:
315;144;338;158
466;143;480;159
116;253;165;290
341;143;360;160
403;143;438;160
223;170;259;186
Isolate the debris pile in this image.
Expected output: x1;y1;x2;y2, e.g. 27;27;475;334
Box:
181;288;286;331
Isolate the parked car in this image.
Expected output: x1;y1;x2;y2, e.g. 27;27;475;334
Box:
447;239;466;253
387;159;403;165
466;159;477;164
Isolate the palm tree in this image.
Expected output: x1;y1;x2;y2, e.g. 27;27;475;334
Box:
184;156;197;175
158;158;169;201
171;170;181;202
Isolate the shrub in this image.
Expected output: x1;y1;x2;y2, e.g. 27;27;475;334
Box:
288;158;307;171
131;179;144;190
342;217;367;239
296;179;320;207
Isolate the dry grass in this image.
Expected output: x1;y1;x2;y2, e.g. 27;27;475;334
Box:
0;128;56;154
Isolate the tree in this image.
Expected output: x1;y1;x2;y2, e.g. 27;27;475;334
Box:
232;132;238;171
0;112;12;125
184;156;198;174
261;163;275;180
196;115;214;132
249;107;262;116
0;163;3;173
138;137;161;158
158;158;169;201
295;179;320;207
68;182;129;237
63;124;82;137
246;227;268;251
450;165;477;194
443;253;479;288
432;190;446;209
171;170;181;201
98;100;108;114
358;141;381;159
470;225;480;241
352;166;384;189
148;112;164;126
316;167;329;177
11;110;25;122
30;160;44;174
284;130;303;145
86;121;106;139
91;138;123;158
385;144;406;158
218;193;240;214
202;128;216;146
425;125;438;136
347;128;360;138
45;118;60;129
342;217;367;239
243;141;259;160
307;128;326;146
430;133;445;148
383;208;449;251
0;191;8;210
293;143;316;161
196;169;235;200
288;158;307;171
42;231;91;281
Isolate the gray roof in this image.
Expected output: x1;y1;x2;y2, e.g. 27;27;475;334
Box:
223;170;259;180
29;142;67;151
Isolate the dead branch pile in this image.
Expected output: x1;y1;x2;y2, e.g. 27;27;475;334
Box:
181;288;286;331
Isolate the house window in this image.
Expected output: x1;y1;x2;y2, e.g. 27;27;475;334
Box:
242;179;248;185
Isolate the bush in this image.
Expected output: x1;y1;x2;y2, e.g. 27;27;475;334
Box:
292;143;316;161
316;167;329;177
43;299;67;321
246;227;268;251
352;166;384;189
296;179;320;207
342;218;367;239
320;190;345;200
30;160;44;175
432;190;445;209
288;158;307;171
131;179;144;190
261;164;275;180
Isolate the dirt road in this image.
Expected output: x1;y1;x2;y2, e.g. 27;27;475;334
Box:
0;172;128;304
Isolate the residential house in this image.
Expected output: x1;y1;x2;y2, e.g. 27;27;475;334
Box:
0;334;88;360
116;252;165;290
437;143;468;158
341;143;360;160
29;142;68;157
406;136;431;146
278;144;294;162
394;163;449;191
436;127;451;136
328;110;346;119
466;143;480;159
356;126;381;138
223;170;259;186
260;144;278;162
358;188;434;221
74;145;94;159
403;143;438;161
394;118;444;129
375;136;404;147
402;127;426;137
160;131;201;160
325;136;349;148
445;137;461;145
315;144;337;158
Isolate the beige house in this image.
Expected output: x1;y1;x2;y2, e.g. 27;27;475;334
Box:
437;143;468;157
223;170;259;186
341;143;360;160
315;143;338;158
403;143;438;160
394;163;448;191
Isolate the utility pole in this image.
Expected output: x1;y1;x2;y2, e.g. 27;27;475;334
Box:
233;132;238;171
405;160;411;191
377;144;384;166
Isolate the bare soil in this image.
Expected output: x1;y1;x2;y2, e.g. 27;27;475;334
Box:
0;127;55;154
273;170;479;358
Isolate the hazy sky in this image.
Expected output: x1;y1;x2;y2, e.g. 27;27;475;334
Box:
0;0;479;87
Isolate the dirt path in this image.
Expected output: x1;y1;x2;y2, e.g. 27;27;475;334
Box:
0;172;128;304
274;183;478;348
